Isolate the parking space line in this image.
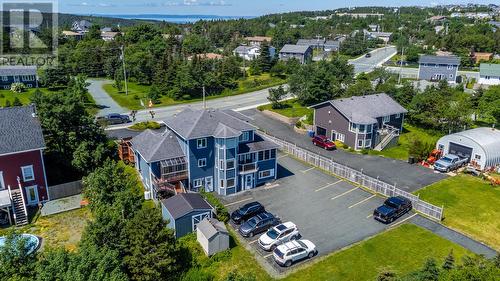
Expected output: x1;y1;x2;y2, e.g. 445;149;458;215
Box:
348;195;376;209
263;253;273;259
301;167;315;173
314;180;343;192
249;239;259;245
224;197;253;207
389;213;418;228
366;214;373;219
331;187;358;200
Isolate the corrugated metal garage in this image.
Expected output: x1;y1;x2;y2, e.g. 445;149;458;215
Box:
436;127;500;170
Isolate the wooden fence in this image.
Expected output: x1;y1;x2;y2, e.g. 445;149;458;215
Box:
47;180;83;200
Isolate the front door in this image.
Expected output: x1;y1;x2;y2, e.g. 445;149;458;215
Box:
245;174;254;190
205;176;213;192
25;185;39;205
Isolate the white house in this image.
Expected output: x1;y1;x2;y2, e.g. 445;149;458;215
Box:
436;127;500;170
478;63;500;85
233;45;261;60
196;218;229;256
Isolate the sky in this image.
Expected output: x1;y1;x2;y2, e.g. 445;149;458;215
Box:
59;0;495;16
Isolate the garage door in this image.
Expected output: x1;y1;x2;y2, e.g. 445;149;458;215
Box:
316;126;327;136
449;142;473;160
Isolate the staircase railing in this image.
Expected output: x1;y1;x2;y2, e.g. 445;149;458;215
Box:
7;185;16;223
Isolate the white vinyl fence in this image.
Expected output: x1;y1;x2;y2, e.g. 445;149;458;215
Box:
262;133;444;221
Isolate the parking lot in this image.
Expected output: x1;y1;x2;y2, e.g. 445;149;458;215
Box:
221;153;415;274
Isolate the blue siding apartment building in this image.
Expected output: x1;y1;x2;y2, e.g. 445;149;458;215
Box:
0;66;38;90
131;108;278;199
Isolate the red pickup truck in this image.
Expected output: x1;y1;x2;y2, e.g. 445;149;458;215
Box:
312;135;336;150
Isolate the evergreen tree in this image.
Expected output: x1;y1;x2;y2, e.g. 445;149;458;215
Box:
442;250;455;270
258;43;272;72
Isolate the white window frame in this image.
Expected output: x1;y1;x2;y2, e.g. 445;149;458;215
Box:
365;139;372;148
1;76;7;81
226;178;236;188
226;159;235;170
197;138;207;149
474;154;481;160
21;165;35;182
240;131;250;142
259;169;275;179
357;139;364;148
449;74;454;78
192;212;211;231
395;113;401;119
0;171;5;190
198;158;207;168
447;65;453;70
336;133;345;142
193;179;203;188
349;122;357;133
383;116;390;123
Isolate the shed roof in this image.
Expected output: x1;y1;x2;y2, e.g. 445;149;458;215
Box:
161;193;213;220
0;66;37;76
438;127;500;165
131;129;185;163
197;218;228;239
279;44;311;54
0;105;45;155
311;93;407;125
163;108;255;140
480;63;500;77
419;55;460;65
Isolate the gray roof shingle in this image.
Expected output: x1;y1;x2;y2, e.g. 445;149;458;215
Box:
163;108;255;140
131;129;185;162
279;44;311;54
197;218;228;239
0;105;45;155
0;66;37;76
419;55;460;65
313;94;408;124
238;134;279;153
480;63;500;77
161;193;213;220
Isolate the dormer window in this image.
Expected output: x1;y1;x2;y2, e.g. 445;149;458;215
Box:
240;131;250;142
383;116;390;123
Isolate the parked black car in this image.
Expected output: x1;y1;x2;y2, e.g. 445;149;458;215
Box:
373;196;412;224
96;113;131;125
239;212;280;237
230;201;265;224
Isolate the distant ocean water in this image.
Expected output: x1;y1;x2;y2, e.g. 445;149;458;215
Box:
97;14;255;24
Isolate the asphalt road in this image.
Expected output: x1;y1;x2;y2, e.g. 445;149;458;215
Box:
90;46;397;123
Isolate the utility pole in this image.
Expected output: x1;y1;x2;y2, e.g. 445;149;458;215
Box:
120;45;129;96
398;47;405;85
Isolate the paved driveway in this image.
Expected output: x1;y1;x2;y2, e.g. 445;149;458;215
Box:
87;79;127;116
240;109;447;192
349;46;397;74
221;154;413;274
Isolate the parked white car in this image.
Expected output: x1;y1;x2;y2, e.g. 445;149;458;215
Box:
258;221;299;251
273;239;317;267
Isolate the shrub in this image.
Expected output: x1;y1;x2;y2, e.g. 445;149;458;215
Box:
10;82;26;93
295;120;302;128
129;121;161;131
199;189;229;223
133;94;140;100
0;93;5;98
342;143;349;149
408;137;434;161
361;149;369;155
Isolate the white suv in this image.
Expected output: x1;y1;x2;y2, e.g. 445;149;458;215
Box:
258;221;299;251
273;240;317;267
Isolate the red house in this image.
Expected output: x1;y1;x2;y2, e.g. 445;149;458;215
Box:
0;105;48;225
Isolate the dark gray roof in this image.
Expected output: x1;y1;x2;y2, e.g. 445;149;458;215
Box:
419;55;460;65
163;108;255;140
0;105;45;155
238;134;279;153
131;129;185;163
279;44;311;54
0;66;37;76
161;193;213;220
197;218;228;239
312;94;408;124
297;39;324;46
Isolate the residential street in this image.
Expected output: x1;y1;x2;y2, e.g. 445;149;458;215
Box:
349;46;397;74
87;79;126;116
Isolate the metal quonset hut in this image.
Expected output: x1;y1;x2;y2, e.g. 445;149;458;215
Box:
436;127;500;170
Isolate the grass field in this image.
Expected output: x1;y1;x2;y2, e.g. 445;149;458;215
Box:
369;124;443;160
416;174;500;251
103;73;286;110
283;224;470;281
0;208;91;252
257;99;312;118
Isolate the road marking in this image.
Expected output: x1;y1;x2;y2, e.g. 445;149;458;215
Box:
348;195;376;209
314;180;342;192
301;167;315;173
224;197;253;207
389;213;418;228
263;253;273;259
366;214;373;219
249;239;259;245
331;187;358;200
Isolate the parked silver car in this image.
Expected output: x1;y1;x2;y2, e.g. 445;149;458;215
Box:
258;221;299;251
273;239;317;267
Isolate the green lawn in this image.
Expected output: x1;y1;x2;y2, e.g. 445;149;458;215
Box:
0;208;91;252
369;124;443;160
257;99;312;119
283;224;470;281
103;73;286;110
416;174;500;251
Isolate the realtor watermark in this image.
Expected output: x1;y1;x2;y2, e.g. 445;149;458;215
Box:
0;0;58;67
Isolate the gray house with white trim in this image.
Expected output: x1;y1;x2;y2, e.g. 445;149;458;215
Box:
279;44;313;64
161;193;214;238
418;55;460;82
310;94;407;151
